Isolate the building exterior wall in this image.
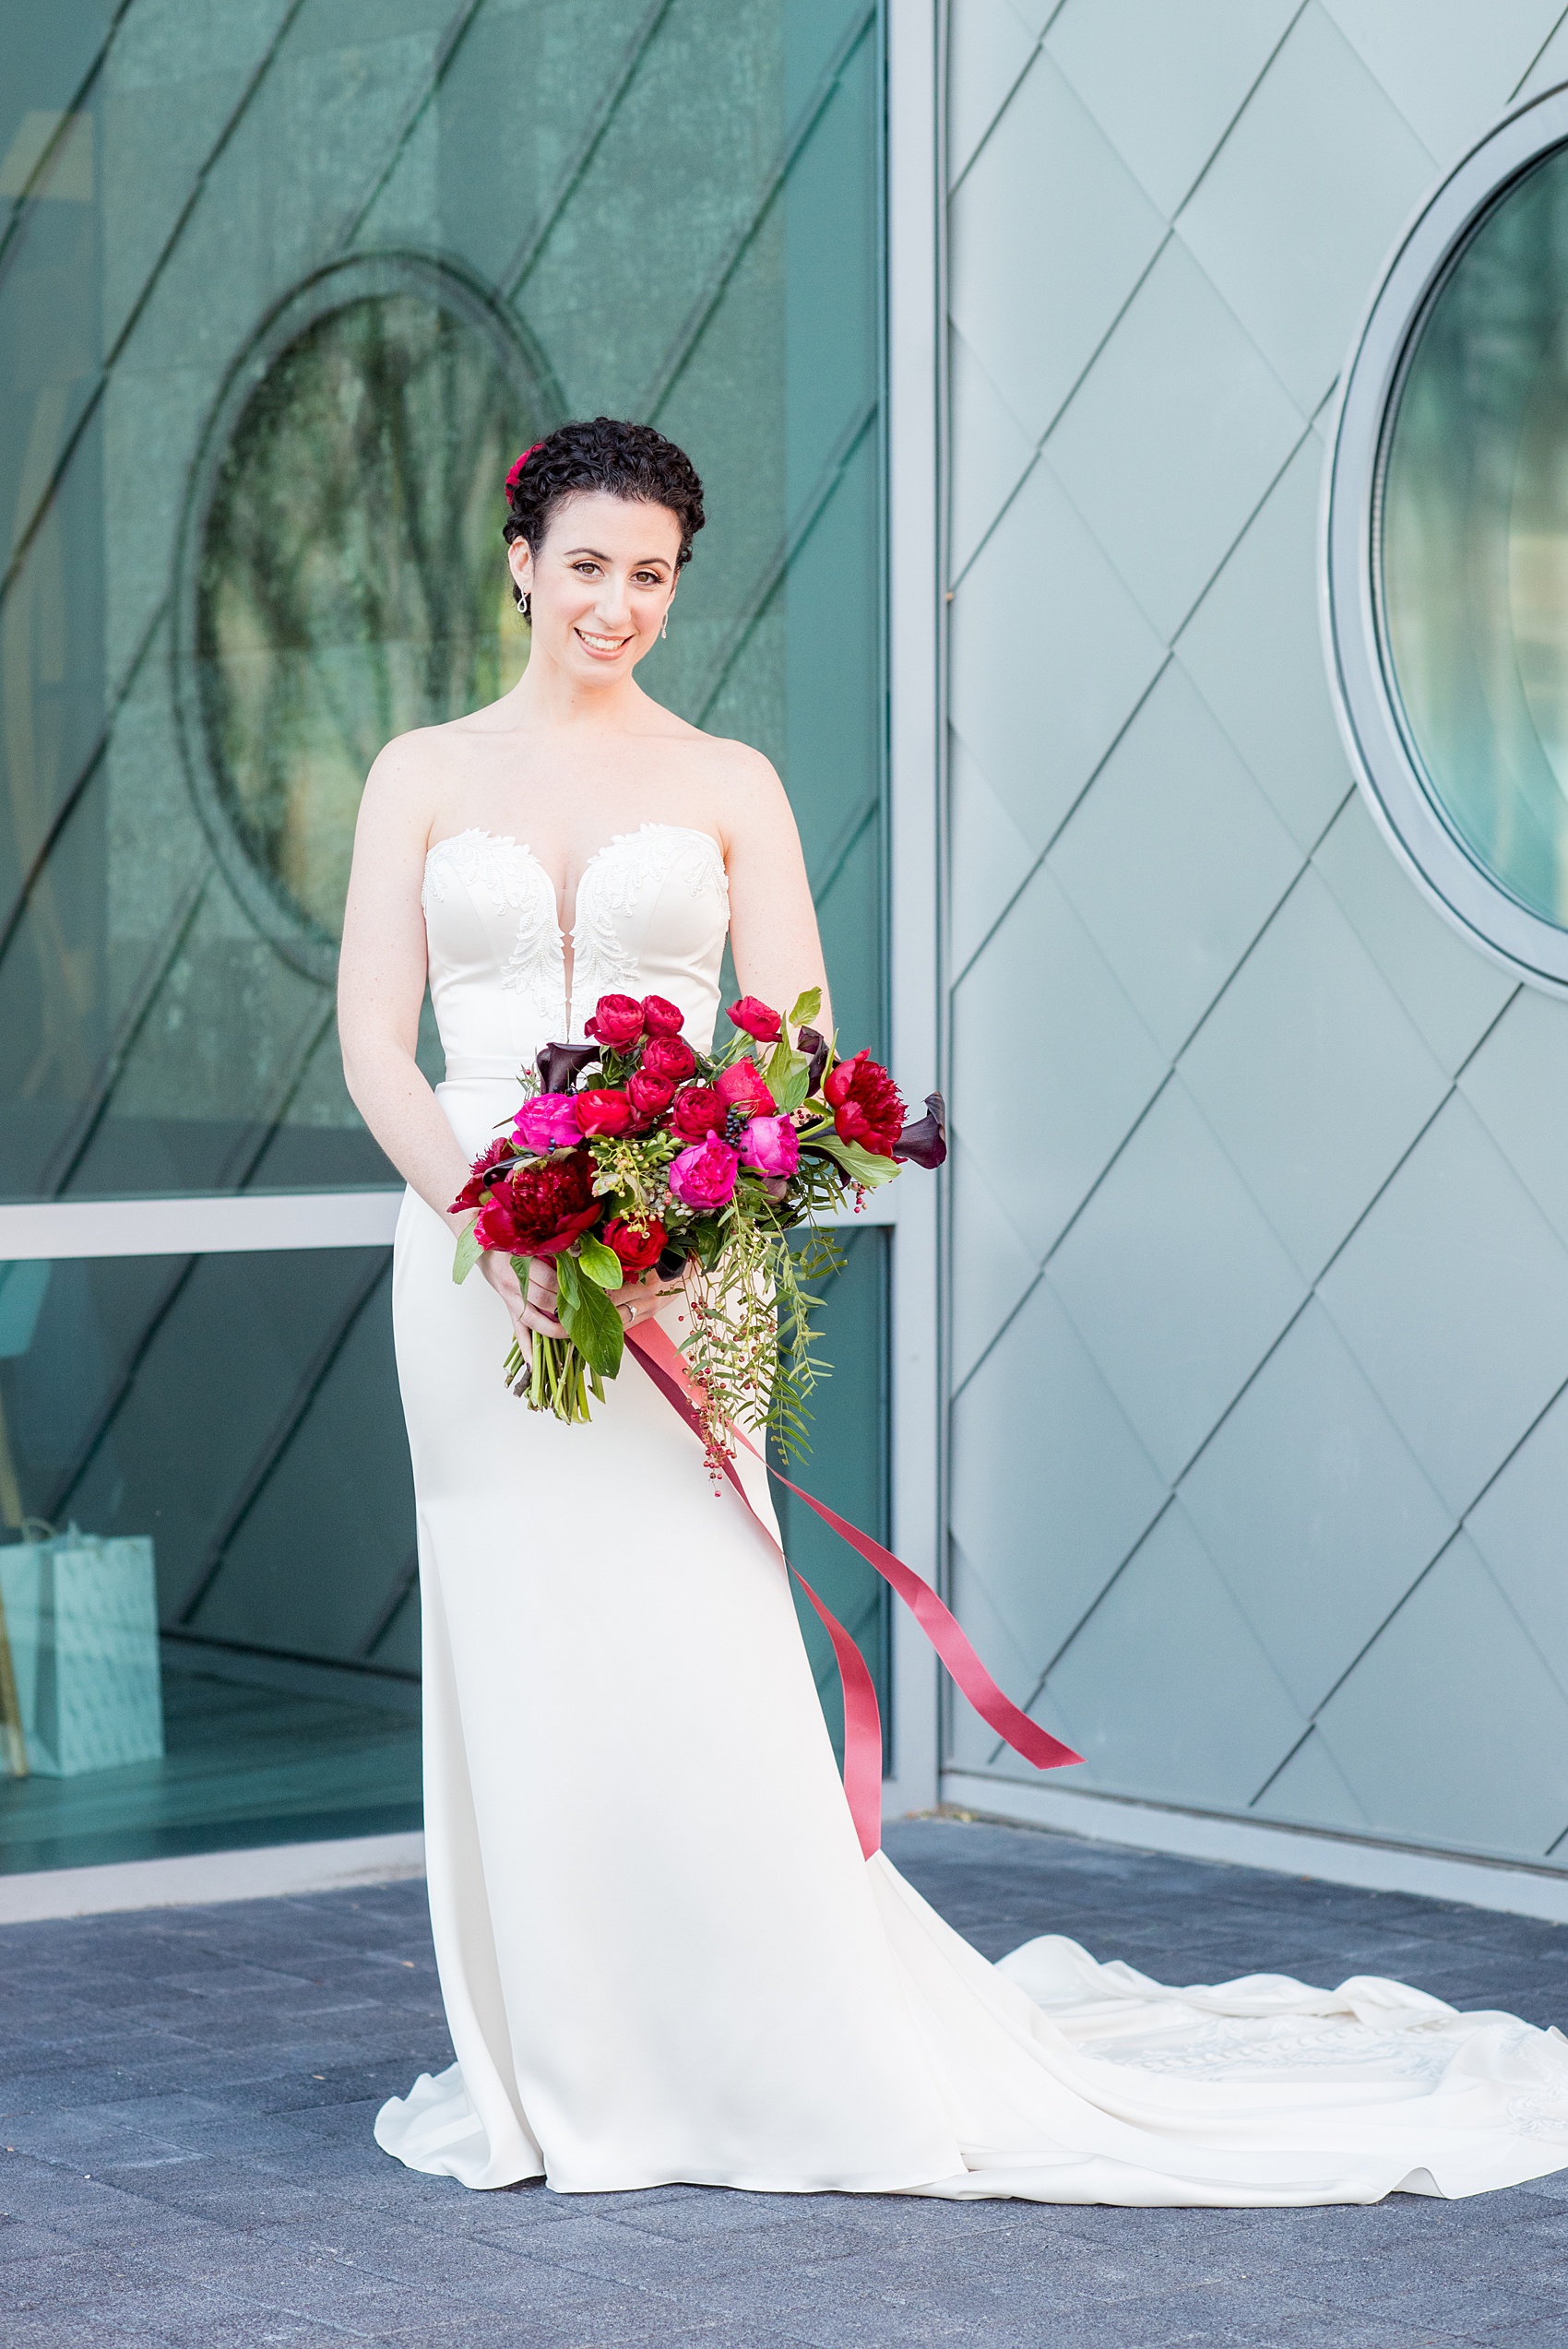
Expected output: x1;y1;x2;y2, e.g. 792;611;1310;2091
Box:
942;0;1568;1870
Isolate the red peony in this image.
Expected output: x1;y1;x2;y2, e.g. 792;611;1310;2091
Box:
640;1034;697;1083
641;994;686;1038
603;1216;666;1274
822;1049;904;1157
728;995;782;1042
473;1150;601;1257
450;1136;517;1213
586;993;644;1050
627;1070;675;1117
671;1084;724;1142
715;1059;775;1120
575;1087;634;1137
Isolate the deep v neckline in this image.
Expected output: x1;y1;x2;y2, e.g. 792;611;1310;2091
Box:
423;823;725;1023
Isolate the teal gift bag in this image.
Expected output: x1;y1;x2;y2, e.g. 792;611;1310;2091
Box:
0;1527;164;1777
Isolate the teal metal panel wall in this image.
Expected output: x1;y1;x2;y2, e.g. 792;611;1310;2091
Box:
944;0;1568;1869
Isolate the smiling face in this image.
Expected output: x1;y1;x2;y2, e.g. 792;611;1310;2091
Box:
508;490;681;682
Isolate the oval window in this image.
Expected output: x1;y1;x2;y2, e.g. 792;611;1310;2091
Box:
1326;88;1568;991
175;257;552;979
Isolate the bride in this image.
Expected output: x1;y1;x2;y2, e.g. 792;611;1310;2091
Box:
338;416;1568;2205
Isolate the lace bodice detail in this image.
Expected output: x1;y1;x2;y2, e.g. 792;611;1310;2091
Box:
421;823;730;1079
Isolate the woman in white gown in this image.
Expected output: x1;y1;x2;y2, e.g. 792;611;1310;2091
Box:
338;418;1568;2207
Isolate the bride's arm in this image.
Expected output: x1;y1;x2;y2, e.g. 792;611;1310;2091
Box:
720;749;833;1038
338;744;565;1341
337;738;471;1226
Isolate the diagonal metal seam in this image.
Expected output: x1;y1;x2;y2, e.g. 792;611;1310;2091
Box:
38;867;212;1200
3;0;495;1125
0;0;139;292
966;1494;1181;1774
1511;6;1568;101
0;599;165;972
694;398;878;728
944;29;1047;205
636;2;878;422
332;0;493;255
945;394;1315;940
41;996;357;1520
1167;0;1312;230
808;794;880;916
1243;1723;1319;1814
175;1252;393;1628
945;231;1173;599
499;0;677;303
943;773;1364;1411
356;1547;420;1661
0;0;313;611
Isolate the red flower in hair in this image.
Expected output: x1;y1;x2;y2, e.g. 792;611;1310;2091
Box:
505;442;544;496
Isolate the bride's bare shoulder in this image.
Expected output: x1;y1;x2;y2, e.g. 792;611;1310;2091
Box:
359;714;481;830
680;726;792;848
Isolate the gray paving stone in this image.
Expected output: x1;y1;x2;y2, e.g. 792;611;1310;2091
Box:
4;1819;1568;2346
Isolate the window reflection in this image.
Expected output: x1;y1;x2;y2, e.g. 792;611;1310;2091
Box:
1381;140;1568;928
0;1248;421;1872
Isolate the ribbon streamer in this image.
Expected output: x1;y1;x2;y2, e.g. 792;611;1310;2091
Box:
626;1323;1080;1859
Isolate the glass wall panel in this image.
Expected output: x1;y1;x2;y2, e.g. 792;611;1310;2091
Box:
1;0;885;1199
0;0;890;1855
1381;140;1568;928
0;1247;420;1873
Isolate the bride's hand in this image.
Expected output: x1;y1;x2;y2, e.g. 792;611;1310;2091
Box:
612;1264;685;1332
481;1251;567;1341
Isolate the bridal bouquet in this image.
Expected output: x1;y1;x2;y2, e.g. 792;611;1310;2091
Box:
450;987;945;1468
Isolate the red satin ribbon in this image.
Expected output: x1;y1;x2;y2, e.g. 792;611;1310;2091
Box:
626;1323;1081;1859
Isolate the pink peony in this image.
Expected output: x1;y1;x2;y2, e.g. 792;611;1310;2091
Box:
512;1092;582;1152
740;1114;799;1177
669;1135;740;1210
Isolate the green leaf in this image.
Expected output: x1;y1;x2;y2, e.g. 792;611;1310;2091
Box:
577;1236;624;1290
787;986;822;1029
552;1249;581;1314
557;1260;625;1379
772;1058;812;1114
451;1221;482;1286
805;1134;901;1189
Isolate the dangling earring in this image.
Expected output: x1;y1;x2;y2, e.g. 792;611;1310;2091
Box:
660;608;669;639
515;584;530;620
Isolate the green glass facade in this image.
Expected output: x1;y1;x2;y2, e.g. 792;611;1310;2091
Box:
0;0;888;1869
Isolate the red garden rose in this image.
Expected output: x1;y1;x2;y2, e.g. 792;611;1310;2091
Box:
728;995;782;1043
473;1149;601;1257
671;1084;724;1142
603;1216;667;1275
627;1070;676;1117
641;994;686;1038
586;993;645;1050
574;1087;634;1137
639;1034;697;1083
822;1049;904;1157
714;1059;775;1120
450;1135;517;1213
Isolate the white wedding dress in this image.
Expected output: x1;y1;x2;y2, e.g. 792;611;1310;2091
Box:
375;820;1568;2205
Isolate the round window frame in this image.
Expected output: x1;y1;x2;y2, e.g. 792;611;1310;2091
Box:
171;250;560;987
1324;81;1568;996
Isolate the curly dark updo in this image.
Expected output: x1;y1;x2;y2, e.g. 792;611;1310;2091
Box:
502;418;705;616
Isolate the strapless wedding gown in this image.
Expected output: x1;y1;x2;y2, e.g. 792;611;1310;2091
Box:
375;820;1568;2205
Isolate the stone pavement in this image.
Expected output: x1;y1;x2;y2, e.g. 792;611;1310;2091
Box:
4;1814;1568;2347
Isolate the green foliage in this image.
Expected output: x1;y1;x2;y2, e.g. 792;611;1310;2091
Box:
554;1250;624;1379
451;1221;482;1285
576;1237;624;1290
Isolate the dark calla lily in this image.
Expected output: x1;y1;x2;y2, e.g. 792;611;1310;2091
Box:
893;1091;947;1169
535;1038;601;1094
796;1025;830;1097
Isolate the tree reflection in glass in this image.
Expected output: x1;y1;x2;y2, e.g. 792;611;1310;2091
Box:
196;291;532;948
